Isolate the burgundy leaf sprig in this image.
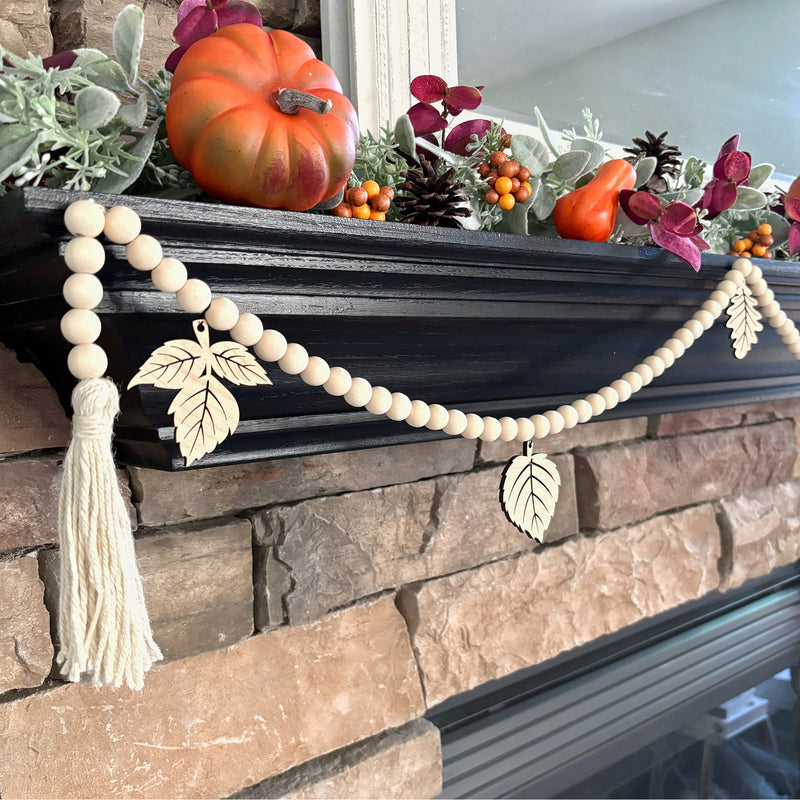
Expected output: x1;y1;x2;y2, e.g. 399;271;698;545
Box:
620;190;709;271
166;0;262;72
406;74;495;157
695;134;751;220
785;196;800;255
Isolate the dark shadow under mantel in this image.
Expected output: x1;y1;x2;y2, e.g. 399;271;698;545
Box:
1;186;799;471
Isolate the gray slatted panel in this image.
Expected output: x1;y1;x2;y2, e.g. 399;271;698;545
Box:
440;587;800;799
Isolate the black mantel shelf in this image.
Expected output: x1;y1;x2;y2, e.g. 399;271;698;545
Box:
2;186;800;471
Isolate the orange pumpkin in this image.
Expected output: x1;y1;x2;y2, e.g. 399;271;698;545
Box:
166;25;360;211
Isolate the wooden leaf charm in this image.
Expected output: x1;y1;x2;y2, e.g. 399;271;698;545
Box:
127;337;206;389
499;441;561;542
726;284;763;360
209;340;271;386
169;374;239;466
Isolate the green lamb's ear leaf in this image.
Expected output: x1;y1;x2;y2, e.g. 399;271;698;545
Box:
117;92;148;128
532;182;557;220
552;150;591;181
748;163;774;190
503;196;533;235
569;138;605;173
0;130;41;182
634;156;657;188
509;134;549;177
75;85;121;130
113;4;145;83
733;186;767;210
92;115;162;193
533;106;561;157
394;114;417;161
75;49;131;93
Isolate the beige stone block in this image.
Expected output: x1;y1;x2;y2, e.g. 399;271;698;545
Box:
40;518;254;664
480;416;648;463
0;457;135;553
0;595;424;799
233;718;442;799
399;504;721;706
653;406;746;436
0;345;69;455
0;555;53;693
741;398;800;424
0;0;53;56
720;480;800;589
253;456;577;626
575;420;797;530
131;438;476;526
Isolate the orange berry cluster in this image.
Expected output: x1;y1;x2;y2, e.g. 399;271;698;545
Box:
730;223;774;259
331;180;394;221
477;151;533;212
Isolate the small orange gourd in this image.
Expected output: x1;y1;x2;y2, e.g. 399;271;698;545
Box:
552;159;636;242
166;24;359;211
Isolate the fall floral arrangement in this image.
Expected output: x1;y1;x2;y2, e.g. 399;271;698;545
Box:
0;1;798;271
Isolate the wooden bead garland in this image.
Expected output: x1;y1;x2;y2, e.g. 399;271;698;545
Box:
58;203;800;455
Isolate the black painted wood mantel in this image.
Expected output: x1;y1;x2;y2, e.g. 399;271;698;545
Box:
2;186;800;470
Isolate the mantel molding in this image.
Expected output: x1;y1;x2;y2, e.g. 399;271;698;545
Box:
2;186;800;470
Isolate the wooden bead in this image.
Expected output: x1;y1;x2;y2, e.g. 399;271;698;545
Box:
64;199;106;238
700;299;722;318
632;364;654;386
462;413;484;439
515;417;535;441
723;270;746;288
746;264;763;283
60;308;101;344
324;366;352;396
126;234;163;271
597;386;619;410
776;319;795;336
444;409;467;436
643;355;666;377
782;329;800;345
663;338;685;358
557;404;579;430
499;416;519;441
254;329;288;362
344;377;372;407
300;356;330;386
406;400;431;428
717;279;739;296
480;416;501;441
672;327;694;348
151;257;188;293
387;393;412;421
570;398;593;423
748;278;768;297
67;342;107;380
622;371;643;393
176;278;211;313
230;312;264;347
684;319;704;339
64;236;105;273
760;301;781;319
426;404;450;431
103;205;142;244
63;272;103;309
610;379;632;403
654;347;675;368
789;339;800;353
709;290;731;307
278;343;309;375
365;386;392;415
530;413;551;439
756;288;774;306
692;309;714;330
584;392;607;415
543;409;564;435
205;297;239;331
732;257;753;277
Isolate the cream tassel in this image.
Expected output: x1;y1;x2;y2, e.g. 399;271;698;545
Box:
57;377;162;690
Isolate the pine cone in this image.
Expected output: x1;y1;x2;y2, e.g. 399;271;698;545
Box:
395;155;471;228
624;130;682;194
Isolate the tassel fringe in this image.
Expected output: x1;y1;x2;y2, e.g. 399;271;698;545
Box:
57;377;162;690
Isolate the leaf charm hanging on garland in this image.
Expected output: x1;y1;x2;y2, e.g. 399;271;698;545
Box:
128;319;271;465
726;283;763;360
499;442;561;542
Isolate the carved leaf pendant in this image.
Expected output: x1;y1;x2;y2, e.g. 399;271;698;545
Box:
726;284;763;360
499;442;561;542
